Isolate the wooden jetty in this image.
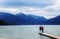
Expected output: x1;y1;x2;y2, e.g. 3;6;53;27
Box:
39;33;60;39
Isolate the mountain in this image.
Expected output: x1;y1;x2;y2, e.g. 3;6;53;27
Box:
0;20;12;25
16;13;47;25
15;13;28;24
0;12;47;25
45;15;60;25
26;14;46;24
0;12;16;24
0;12;60;25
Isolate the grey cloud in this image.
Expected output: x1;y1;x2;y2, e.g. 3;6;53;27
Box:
0;0;53;8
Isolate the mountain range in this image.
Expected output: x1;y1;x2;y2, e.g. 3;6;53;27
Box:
0;12;60;25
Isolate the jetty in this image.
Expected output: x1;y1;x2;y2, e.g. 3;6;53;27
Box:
39;33;60;39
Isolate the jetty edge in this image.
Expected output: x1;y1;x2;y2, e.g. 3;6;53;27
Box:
39;33;60;39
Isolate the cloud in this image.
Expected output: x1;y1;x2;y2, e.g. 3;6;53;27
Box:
0;6;58;19
15;5;60;19
42;0;60;18
45;0;60;11
0;0;60;19
0;0;54;8
0;7;20;14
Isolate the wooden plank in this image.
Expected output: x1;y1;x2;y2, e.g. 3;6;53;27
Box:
39;33;60;39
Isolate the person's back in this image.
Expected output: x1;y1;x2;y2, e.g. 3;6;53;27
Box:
41;26;44;33
40;26;42;30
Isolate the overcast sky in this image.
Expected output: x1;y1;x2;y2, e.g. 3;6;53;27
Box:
0;0;60;19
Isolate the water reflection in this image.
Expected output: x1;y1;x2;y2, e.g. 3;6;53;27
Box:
0;25;60;39
40;35;44;39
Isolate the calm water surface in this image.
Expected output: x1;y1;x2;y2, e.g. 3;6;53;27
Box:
0;25;60;39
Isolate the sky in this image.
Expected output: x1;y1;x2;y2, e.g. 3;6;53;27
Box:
0;0;60;19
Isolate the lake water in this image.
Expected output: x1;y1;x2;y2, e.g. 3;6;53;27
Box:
0;25;60;39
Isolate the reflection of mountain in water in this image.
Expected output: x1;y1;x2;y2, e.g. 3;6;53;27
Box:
0;12;60;25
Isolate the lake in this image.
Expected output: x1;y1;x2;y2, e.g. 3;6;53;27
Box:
0;25;60;39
